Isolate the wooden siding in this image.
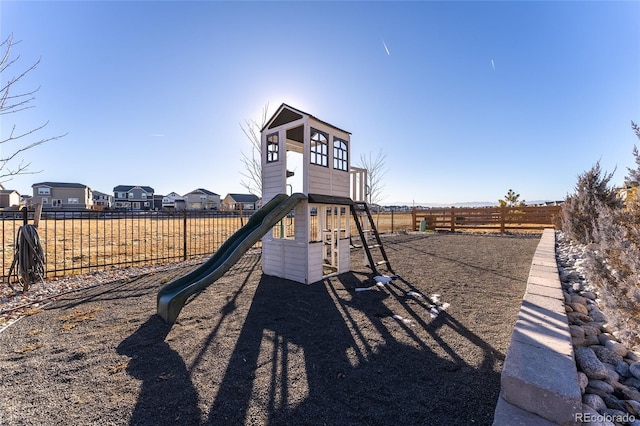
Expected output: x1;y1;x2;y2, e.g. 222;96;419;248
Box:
307;242;324;283
307;165;350;198
282;241;308;283
338;238;350;274
262;239;284;277
262;239;309;283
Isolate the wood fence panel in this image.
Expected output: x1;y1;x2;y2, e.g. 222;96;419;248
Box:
413;205;562;232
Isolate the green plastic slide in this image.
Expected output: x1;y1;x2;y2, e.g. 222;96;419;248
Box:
157;193;307;324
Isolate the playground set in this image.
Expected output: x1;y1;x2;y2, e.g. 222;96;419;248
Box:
157;104;393;323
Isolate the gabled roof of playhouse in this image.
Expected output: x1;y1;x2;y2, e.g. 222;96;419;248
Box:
261;104;351;140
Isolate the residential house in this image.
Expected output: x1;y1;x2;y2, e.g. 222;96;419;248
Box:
92;191;113;209
20;194;33;209
221;193;259;211
153;195;164;210
0;189;20;208
162;192;185;210
32;182;93;209
112;185;154;211
184;188;220;210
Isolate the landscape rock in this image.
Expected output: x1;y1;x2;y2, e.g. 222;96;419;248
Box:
630;362;640;380
602;394;626;412
568;311;592;325
572;337;587;347
621;385;640;403
624;377;640;390
583;393;607;413
625;399;640;417
601;363;620;384
604;340;628;358
587;379;614;394
599;333;616;345
570;294;587;305
593;346;624;365
578;371;589;394
570;325;585;338
589;307;607;323
585;335;601;346
570;302;589;315
583;325;600;337
615;360;630;378
576;347;609;380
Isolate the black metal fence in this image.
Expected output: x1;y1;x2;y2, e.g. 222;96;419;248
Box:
1;208;254;283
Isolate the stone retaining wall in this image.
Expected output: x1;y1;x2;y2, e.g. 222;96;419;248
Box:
493;228;581;425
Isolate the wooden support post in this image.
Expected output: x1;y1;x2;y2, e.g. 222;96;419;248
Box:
33;203;43;228
450;207;456;233
412;208;417;231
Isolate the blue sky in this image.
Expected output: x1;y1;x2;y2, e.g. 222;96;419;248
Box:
1;1;639;205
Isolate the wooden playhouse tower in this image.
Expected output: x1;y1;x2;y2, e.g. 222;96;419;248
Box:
260;104;391;284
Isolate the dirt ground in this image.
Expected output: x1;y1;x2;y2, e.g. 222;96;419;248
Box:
0;233;540;426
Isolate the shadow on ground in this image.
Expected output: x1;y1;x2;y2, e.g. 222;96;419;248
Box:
120;269;506;425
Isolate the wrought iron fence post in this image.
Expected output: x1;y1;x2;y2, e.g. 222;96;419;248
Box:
391;208;394;233
183;210;188;261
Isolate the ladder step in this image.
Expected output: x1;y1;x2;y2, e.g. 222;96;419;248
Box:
375;260;389;266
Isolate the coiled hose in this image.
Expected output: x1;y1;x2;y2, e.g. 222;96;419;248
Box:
8;224;46;292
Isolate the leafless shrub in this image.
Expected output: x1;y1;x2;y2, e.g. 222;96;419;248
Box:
564;122;640;348
561;161;621;245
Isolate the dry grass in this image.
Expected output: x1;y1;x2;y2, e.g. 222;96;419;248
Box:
2;214;246;279
23;308;44;316
2;212;412;281
107;361;129;375
59;307;102;330
27;328;44;337
15;342;43;353
2;209;540;284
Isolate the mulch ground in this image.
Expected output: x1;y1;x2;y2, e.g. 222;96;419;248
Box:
0;233;540;426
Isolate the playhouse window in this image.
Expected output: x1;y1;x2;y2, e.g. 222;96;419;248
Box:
310;129;328;167
267;133;279;163
333;138;348;171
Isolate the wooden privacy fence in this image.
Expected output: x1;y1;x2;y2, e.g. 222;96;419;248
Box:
412;205;562;233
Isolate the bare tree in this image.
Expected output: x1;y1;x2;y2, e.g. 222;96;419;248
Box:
357;149;387;207
1;33;66;182
239;103;270;196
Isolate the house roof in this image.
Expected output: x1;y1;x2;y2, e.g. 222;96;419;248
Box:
261;103;351;137
92;191;112;197
226;193;259;203
32;182;89;189
0;189;19;195
113;185;154;193
186;188;219;196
